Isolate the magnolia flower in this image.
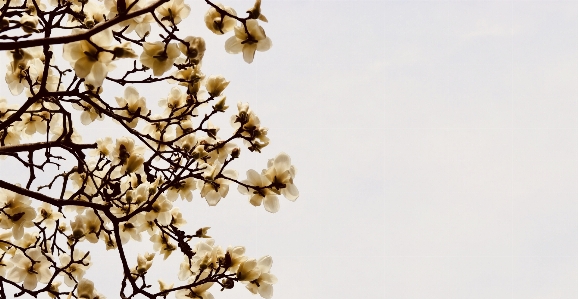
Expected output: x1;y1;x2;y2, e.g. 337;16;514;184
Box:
245;256;278;299
158;279;174;293
0;189;36;240
204;3;237;35
5;61;32;95
198;161;238;205
231;102;270;150
158;86;187;113
83;209;102;243
62;29;115;87
111;137;145;165
91;137;113;157
170;207;187;227
119;219;142;244
238;169;280;213
77;278;105;299
140;42;180;76
8;249;52;289
20;14;39;33
150;233;176;260
0;248;12;277
205;75;229;97
68;1;106;28
166;178;196;202
105;0;153;37
21;111;52;136
59;249;92;286
156;0;190;26
145;194;173;225
179;36;206;64
173;66;204;95
72;101;104;125
0;126;21;148
115;86;148;128
225;246;247;272
263;152;299;201
133;252;155;275
178;239;221;280
112;42;138;59
237;259;261;282
225;19;272;63
47;281;62;299
35;202;63;229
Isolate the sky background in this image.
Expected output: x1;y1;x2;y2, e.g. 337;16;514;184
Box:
3;0;578;298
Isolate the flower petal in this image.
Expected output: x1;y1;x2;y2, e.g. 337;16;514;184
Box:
263;195;279;213
225;36;243;54
257;37;272;52
242;44;257;64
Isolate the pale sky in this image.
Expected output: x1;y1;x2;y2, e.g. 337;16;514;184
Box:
3;0;578;298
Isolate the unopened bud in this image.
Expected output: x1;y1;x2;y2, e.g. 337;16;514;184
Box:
231;148;240;158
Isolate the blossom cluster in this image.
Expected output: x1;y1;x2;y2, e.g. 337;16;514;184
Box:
0;0;293;298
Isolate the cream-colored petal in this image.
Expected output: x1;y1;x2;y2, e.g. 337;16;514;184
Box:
282;183;299;201
263;195;279;213
74;57;93;78
205;191;221;206
257;255;273;272
242;44;257;64
256;37;272;52
23;273;38;290
258;283;273;299
274;153;291;172
225;36;243;54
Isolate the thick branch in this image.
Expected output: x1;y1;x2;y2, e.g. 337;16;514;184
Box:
0;141;96;154
0;0;169;50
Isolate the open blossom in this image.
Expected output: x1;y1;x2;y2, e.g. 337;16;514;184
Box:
231;102;270;151
198;161;238;205
105;0;153;37
179;36;206;64
238;169;280;213
62;29;115;87
8;249;52;290
173;65;204;95
156;0;190;26
145;194;172;225
140;42;180;76
35;202;63;229
166;178;196;202
225;19;272;63
204;3;237;35
263;152;299;201
0;188;36;240
115;86;148;128
150;233;176;260
245;256;278;299
59;249;92;286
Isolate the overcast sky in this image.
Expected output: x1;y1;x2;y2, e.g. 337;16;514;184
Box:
3;0;578;298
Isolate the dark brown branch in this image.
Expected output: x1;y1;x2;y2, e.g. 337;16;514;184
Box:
0;0;169;50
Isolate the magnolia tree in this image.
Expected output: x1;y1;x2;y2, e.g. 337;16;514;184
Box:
0;0;299;298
